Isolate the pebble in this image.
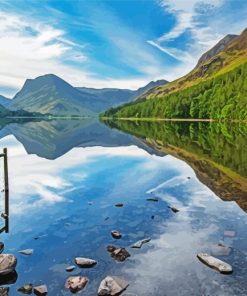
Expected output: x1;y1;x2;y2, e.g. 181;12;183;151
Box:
197;253;233;274
131;238;151;249
115;203;124;207
75;257;97;268
18;249;34;256
0;254;17;275
146;197;159;202
33;285;48;296
107;245;130;262
66;265;76;272
98;276;128;296
18;283;33;294
111;230;122;239
65;276;88;293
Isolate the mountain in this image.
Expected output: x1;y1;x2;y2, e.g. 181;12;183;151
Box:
76;79;168;109
195;34;238;67
0;95;11;107
103;27;247;120
8;74;168;116
9;74;96;117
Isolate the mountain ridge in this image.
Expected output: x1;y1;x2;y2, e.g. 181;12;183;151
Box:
102;27;247;120
7;75;168;116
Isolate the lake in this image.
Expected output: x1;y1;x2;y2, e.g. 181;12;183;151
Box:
0;119;246;295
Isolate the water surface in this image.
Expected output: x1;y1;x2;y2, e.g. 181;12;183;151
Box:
0;119;246;295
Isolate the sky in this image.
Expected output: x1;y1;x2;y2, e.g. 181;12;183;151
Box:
0;0;246;97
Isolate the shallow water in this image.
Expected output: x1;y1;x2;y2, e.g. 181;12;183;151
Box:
0;119;246;295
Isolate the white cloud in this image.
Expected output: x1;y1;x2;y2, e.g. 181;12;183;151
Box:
148;0;226;74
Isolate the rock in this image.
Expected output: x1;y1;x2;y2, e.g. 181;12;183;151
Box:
224;230;236;237
111;230;122;239
0;254;17;275
151;216;155;219
75;257;97;268
18;249;33;256
98;276;129;296
66;265;76;272
0;242;4;254
0;287;9;296
211;243;231;256
65;276;88;293
146;197;158;202
187;176;191;179
107;245;130;262
197;253;232;274
115;203;124;207
104;217;110;221
131;238;151;249
168;206;179;213
18;284;33;294
33;285;48;296
0;270;18;285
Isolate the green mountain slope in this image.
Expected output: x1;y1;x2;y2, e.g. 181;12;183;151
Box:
9;74;96;117
103;28;247;120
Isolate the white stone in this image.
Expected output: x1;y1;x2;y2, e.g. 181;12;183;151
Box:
98;276;129;296
197;253;232;274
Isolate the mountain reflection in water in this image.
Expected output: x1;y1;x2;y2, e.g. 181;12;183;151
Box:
0;118;246;296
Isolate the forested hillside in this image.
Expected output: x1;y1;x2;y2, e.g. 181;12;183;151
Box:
103;61;247;120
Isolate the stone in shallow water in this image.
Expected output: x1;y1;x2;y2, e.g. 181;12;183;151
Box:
66;265;76;272
111;230;122;239
107;245;130;262
65;276;88;293
74;257;97;268
197;253;233;274
146;197;159;202
168;206;179;213
131;238;151;249
115;203;124;207
18;283;33;294
18;249;34;256
0;270;18;286
33;285;48;296
224;230;236;237
0;254;17;275
98;276;128;296
211;244;231;256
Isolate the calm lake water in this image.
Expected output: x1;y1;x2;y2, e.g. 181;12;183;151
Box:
0;119;246;295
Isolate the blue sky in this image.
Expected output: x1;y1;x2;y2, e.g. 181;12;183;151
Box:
0;0;246;97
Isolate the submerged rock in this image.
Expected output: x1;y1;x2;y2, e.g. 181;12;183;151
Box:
65;276;88;293
75;257;97;268
0;242;4;254
0;254;17;275
98;276;128;296
107;245;130;262
115;203;124;207
146;197;158;202
66;265;76;272
211;243;231;256
224;230;236;237
168;206;179;213
18;283;33;294
197;253;233;274
111;230;122;239
18;249;33;256
33;285;48;296
131;238;151;249
0;287;9;296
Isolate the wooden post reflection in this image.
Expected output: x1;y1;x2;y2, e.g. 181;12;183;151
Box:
0;148;9;233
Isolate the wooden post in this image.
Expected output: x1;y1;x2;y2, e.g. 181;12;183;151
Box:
3;148;9;232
